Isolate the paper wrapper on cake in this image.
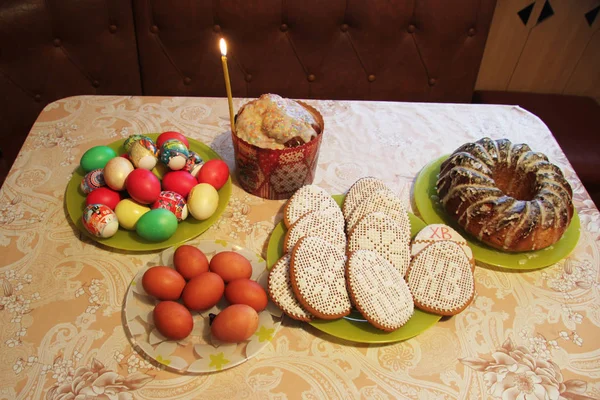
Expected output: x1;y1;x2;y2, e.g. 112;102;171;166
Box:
232;102;324;200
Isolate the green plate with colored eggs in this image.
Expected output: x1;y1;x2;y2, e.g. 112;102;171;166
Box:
412;155;581;270
65;134;232;251
266;194;442;344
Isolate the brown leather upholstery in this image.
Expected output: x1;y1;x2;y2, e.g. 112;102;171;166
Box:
0;0;142;183
133;0;496;103
473;90;600;207
0;0;497;185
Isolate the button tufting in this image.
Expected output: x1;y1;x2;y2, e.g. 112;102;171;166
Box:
92;80;100;88
468;27;476;36
183;77;192;85
109;24;117;33
341;24;349;32
407;24;416;33
150;25;159;34
34;94;41;102
368;74;376;82
307;74;316;82
53;38;61;47
213;25;221;33
245;74;253;82
280;24;288;32
428;78;437;86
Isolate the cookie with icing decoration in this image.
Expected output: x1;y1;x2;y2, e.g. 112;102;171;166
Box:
411;224;475;269
347;211;411;276
346;189;411;234
283;184;343;228
342;177;390;221
346;250;414;331
406;241;475;316
289;236;351;319
268;254;314;322
284;210;346;254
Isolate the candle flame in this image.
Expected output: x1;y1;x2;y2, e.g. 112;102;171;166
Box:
219;38;227;56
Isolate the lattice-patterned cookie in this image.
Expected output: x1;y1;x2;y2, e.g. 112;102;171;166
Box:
289;236;351;319
347;212;411;276
346;189;411;235
346;250;414;331
284;185;343;228
406;241;475;316
411;224;475;269
268;254;314;322
342;177;390;221
284;210;346;254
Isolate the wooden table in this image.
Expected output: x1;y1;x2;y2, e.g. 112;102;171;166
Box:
1;96;599;399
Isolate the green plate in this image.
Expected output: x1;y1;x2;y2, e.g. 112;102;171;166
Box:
66;134;232;252
266;194;442;344
412;155;580;270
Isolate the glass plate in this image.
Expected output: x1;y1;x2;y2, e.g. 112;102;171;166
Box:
412;155;581;270
266;194;442;344
65;134;232;251
123;240;283;373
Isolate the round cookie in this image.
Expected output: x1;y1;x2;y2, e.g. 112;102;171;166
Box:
268;254;314;322
289;236;351;319
406;241;475;316
342;177;390;221
346;189;411;234
284;184;343;228
347;211;411;276
411;224;475;269
346;250;414;331
284;210;346;254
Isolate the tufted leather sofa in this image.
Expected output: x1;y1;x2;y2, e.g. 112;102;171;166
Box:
0;0;497;185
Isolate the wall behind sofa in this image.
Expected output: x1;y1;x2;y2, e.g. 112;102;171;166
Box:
475;0;600;103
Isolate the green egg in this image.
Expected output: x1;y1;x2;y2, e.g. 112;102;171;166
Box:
80;146;117;172
135;208;178;242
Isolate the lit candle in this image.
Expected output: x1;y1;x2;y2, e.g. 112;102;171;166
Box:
219;38;235;132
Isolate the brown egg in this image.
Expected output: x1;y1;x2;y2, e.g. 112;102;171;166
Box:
209;251;252;283
142;266;186;301
174;245;209;280
153;301;193;340
181;272;225;311
224;279;268;312
210;304;259;343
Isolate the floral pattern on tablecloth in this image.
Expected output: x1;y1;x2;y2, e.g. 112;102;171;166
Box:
0;96;599;399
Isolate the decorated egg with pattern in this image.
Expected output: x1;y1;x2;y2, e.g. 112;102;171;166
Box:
160;139;189;170
152;191;188;221
80;169;105;194
123;134;152;152
129;138;159;170
82;204;119;238
184;151;204;177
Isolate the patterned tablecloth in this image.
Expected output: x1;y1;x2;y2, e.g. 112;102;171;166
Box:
1;95;599;400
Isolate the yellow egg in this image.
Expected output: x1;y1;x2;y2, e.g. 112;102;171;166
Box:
115;198;150;230
187;183;219;220
104;157;134;191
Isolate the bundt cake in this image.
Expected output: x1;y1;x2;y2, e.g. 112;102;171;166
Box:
436;137;573;252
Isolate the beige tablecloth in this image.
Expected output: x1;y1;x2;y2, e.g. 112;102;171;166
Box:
1;96;599;399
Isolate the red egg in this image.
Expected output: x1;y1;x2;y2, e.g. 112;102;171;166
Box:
162;171;197;198
85;187;122;210
157;131;189;149
126;169;161;204
196;159;229;190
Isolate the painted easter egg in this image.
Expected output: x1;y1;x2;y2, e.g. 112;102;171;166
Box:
152;191;188;221
159;139;189;171
129;138;159;170
82;204;119;238
80;146;116;173
80;169;105;194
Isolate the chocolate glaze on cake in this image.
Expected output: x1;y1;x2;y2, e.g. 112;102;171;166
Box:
436;137;573;252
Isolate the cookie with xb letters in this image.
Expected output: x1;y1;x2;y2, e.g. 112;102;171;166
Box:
411;224;475;270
